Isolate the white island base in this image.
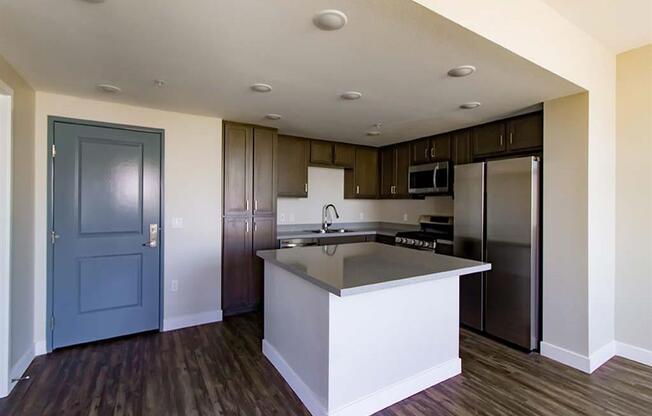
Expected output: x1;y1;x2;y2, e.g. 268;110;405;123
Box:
262;262;462;416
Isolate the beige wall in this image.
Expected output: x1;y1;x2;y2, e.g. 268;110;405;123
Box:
33;92;222;350
0;54;36;386
615;44;652;354
277;167;452;225
413;0;616;371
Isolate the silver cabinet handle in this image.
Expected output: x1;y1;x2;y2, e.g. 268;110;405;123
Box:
304;183;308;193
509;132;513;144
356;185;360;194
246;199;250;211
245;220;249;233
424;147;428;159
499;134;504;147
254;199;258;211
431;147;435;158
254;221;257;232
143;224;158;248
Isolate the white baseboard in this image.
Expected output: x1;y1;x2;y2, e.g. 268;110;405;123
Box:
162;309;223;332
616;342;652;367
263;339;461;416
34;340;46;356
541;341;615;373
263;340;328;416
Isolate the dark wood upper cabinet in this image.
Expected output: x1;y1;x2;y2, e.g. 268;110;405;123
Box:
310;140;334;165
473;121;506;157
353;147;379;198
379;146;395;198
395;143;410;198
277;135;309;197
251;216;276;306
223;122;253;216
252;127;277;216
411;138;431;165
507;112;543;151
452;129;473;165
431;134;451;161
333;143;355;168
222;216;252;315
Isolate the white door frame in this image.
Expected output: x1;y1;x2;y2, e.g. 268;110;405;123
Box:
0;78;14;398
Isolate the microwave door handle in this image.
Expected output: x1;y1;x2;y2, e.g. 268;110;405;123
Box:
433;165;439;190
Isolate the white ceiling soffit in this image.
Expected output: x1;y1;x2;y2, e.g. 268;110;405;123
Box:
542;0;652;54
0;0;582;145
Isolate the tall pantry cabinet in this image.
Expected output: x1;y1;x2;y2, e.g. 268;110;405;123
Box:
222;121;278;316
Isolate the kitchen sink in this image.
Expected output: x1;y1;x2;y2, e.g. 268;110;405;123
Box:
306;228;352;234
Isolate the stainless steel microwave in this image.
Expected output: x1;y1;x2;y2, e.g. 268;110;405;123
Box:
408;161;450;195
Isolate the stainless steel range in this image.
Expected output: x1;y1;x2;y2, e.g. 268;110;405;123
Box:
395;215;453;254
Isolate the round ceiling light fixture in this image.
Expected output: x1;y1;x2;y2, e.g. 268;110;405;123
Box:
154;79;166;87
251;83;273;93
460;101;482;109
313;9;348;31
265;113;282;120
340;91;362;100
366;123;382;136
96;83;122;94
447;65;476;77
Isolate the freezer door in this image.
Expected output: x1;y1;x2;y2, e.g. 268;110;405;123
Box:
453;162;485;331
485;157;540;350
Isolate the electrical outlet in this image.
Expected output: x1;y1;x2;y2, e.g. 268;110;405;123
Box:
172;217;184;229
403;213;408;222
279;213;286;223
171;280;179;292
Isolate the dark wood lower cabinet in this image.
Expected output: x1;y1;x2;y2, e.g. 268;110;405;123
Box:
222;215;276;316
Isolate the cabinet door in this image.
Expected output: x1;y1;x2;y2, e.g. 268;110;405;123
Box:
411;138;431;164
252;216;276;306
431;134;451;161
354;147;379;198
253;127;277;215
394;143;410;198
473;122;506;157
452;129;472;165
222;217;252;315
310;140;333;165
507;112;543;151
333;143;355;168
318;235;367;245
379;146;396;198
223;122;252;216
278;135;309;197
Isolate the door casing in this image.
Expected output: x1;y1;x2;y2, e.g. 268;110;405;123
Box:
46;116;165;352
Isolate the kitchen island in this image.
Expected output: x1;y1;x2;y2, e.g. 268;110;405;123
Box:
257;242;490;416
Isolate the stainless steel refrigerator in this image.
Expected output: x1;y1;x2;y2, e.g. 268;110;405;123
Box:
453;156;540;350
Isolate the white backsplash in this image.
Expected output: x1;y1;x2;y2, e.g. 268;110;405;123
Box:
277;167;453;225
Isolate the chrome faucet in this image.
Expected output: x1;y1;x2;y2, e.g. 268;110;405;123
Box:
322;204;340;231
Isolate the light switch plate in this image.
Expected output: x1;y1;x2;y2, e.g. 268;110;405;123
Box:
279;213;286;223
172;217;184;229
403;213;408;221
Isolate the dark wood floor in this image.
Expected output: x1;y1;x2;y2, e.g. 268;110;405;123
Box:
1;313;651;416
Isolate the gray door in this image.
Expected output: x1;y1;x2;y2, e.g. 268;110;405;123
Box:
51;120;161;349
453;162;485;331
485;157;539;350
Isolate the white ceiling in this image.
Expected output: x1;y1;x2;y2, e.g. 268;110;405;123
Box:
0;0;582;145
543;0;652;54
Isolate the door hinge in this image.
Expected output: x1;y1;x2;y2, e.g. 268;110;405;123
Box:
51;144;56;158
50;230;60;244
50;316;55;330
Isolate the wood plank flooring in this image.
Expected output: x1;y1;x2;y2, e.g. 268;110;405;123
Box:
1;313;650;415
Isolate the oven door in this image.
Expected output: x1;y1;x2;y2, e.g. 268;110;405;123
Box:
409;164;436;194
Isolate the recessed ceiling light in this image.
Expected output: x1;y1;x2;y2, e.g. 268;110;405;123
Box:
460;101;482;109
340;91;362;100
265;114;282;120
313;9;348;31
154;79;166;87
366;123;382;136
448;65;476;77
251;83;272;93
96;84;121;94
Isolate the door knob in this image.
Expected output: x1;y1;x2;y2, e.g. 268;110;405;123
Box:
142;224;159;248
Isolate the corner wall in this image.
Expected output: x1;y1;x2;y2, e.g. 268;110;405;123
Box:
33;92;223;350
0;54;36;397
615;44;652;365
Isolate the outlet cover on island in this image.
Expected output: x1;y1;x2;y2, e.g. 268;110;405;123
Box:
172;217;184;229
171;280;179;292
403;213;408;222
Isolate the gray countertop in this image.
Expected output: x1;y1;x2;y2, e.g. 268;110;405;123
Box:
257;242;490;296
276;222;419;240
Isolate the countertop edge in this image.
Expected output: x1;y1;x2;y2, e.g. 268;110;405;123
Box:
257;249;491;297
